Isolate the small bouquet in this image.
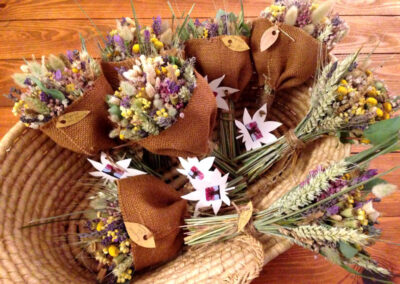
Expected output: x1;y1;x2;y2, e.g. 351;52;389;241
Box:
251;0;348;108
79;153;187;283
185;135;400;279
107;54;217;157
237;51;399;181
7;44;115;155
260;0;348;50
100;15;175;90
182;5;253;94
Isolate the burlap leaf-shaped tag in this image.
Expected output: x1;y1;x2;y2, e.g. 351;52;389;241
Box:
56;110;90;128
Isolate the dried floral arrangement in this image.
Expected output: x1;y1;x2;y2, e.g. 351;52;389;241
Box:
8;42;100;129
107;54;196;140
185;135;399;279
4;0;400;283
260;0;348;50
238;51;399;181
100;16;173;63
179;8;251;40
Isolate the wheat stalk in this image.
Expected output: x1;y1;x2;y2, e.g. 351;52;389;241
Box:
303;52;359;134
287;225;371;246
350;257;391;276
269;161;348;214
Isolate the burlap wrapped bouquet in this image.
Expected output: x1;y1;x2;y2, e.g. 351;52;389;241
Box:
185;35;252;94
40;74;116;156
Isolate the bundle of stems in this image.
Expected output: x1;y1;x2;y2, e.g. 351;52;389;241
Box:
236;50;399;181
185;132;400;279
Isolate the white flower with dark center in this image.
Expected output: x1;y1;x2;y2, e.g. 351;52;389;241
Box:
88;152;146;181
206;75;239;111
177;156;215;181
181;170;233;216
235;104;282;151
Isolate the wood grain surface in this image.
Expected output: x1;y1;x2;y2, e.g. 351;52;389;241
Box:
0;1;399;283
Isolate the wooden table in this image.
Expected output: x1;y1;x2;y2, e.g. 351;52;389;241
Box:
0;1;399;283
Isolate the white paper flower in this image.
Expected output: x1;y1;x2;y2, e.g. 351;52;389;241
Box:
235;104;282;151
205;75;239;111
181;170;234;216
177;157;215;181
88;152;146;181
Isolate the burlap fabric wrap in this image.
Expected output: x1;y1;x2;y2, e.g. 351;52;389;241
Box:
251;18;322;107
118;175;187;271
101;58;136;90
138;72;217;157
40;74;116;156
185;36;252;96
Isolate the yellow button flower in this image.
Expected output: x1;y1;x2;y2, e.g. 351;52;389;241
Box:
366;97;377;106
132;44;140;53
383;102;392;112
96;221;104;232
108;245;120;257
336;86;348;96
376;108;383;117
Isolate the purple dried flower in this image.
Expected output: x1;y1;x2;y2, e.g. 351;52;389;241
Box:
80;61;86;71
55;69;62;81
327;205;340;216
121;17;127;25
116;66;128;75
152;16;162;36
204;22;219;38
121;96;131;108
348;61;358;72
331;14;342;26
144;30;151;43
194;19;202;27
66;50;74;63
23;78;32;86
39;92;49;102
113;34;125;50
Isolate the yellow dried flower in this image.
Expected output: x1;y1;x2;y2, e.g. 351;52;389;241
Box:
367;87;378;96
96;221;104;232
376;108;383;117
154;40;164;50
383;102;392;112
383;112;391;120
132;44;140;53
108;245;119;257
336;86;348;96
119;133;125;140
366;97;377;106
66;83;75;93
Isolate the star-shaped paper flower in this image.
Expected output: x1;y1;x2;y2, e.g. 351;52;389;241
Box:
235;104;282;151
181;170;234;216
88;152;146;181
177;156;215;181
206;75;239;111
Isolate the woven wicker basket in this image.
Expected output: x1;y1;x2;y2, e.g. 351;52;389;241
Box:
0;80;350;283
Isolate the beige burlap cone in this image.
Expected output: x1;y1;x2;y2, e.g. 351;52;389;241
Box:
101;58;136;90
40;74;116;156
185;36;253;97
